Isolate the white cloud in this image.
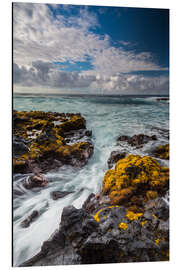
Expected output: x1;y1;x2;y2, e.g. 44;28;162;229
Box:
13;62;169;94
13;3;169;94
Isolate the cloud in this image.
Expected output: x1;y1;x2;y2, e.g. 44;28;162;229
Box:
13;62;169;94
13;3;166;72
13;3;169;94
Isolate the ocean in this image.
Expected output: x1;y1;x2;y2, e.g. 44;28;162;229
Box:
13;94;169;266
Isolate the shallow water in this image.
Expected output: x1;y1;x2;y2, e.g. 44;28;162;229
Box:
13;94;169;266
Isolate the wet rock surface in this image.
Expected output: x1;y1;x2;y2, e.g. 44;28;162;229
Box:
21;195;169;266
13;111;94;174
13;136;29;157
21;210;39;228
23;173;48;189
20;154;169;266
107;151;126;169
152;144;169;160
117;133;157;148
50;191;74;200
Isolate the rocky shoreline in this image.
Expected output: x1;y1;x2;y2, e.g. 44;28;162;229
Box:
13;110;169;266
13;110;93;173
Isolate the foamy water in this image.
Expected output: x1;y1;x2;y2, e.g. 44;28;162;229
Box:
13;95;169;265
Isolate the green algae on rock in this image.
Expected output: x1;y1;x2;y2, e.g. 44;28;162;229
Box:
13;110;93;173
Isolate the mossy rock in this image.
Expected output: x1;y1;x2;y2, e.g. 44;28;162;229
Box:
102;154;169;205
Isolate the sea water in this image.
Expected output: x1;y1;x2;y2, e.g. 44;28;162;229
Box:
13;94;169;266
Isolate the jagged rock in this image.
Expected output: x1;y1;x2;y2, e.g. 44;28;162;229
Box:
152;144;169;160
13;136;29;157
144;197;169;221
13;111;94;173
107;151;126;169
117;133;157;148
21;210;39;228
60;205;98;249
102;154;169;205
21;200;169;266
23;173;48;189
50;191;74;200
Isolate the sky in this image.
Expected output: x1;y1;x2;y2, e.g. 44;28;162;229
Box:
13;2;169;95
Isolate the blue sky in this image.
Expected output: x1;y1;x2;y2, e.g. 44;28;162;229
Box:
13;3;169;94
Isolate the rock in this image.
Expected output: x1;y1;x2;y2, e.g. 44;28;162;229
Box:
107;151;126;169
21;200;169;266
84;130;92;137
156;98;169;101
82;193;96;213
158;220;169;237
13;111;94;174
60;205;99;250
13;136;29;157
21;210;39;228
102;154;169;205
23;173;48;189
145;197;169;221
50;191;74;200
117;134;157;147
64;129;92;142
79;237;120;264
117;135;130;141
13;159;31;174
152;144;169;160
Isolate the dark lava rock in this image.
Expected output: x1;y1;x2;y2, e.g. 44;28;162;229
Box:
21;198;169;266
64;129;92;142
13;160;31;174
21;210;39;228
13;136;29;157
152;144;169;160
117;133;157;148
50;191;74;200
60;205;98;249
13;111;94;174
107;151;126;169
82;193;96;213
145;197;169;221
23;174;48;189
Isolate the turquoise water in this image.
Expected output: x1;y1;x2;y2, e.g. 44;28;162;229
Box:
13;94;169;266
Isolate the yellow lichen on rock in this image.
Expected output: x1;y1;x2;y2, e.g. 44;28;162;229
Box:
109;187;135;205
126;210;143;221
119;222;128;230
93;205;120;222
102;154;169;205
153;144;169;160
146;190;158;200
141;220;147;227
13;111;93;173
155;238;160;245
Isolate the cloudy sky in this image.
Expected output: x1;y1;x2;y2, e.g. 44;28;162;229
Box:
13;2;169;95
